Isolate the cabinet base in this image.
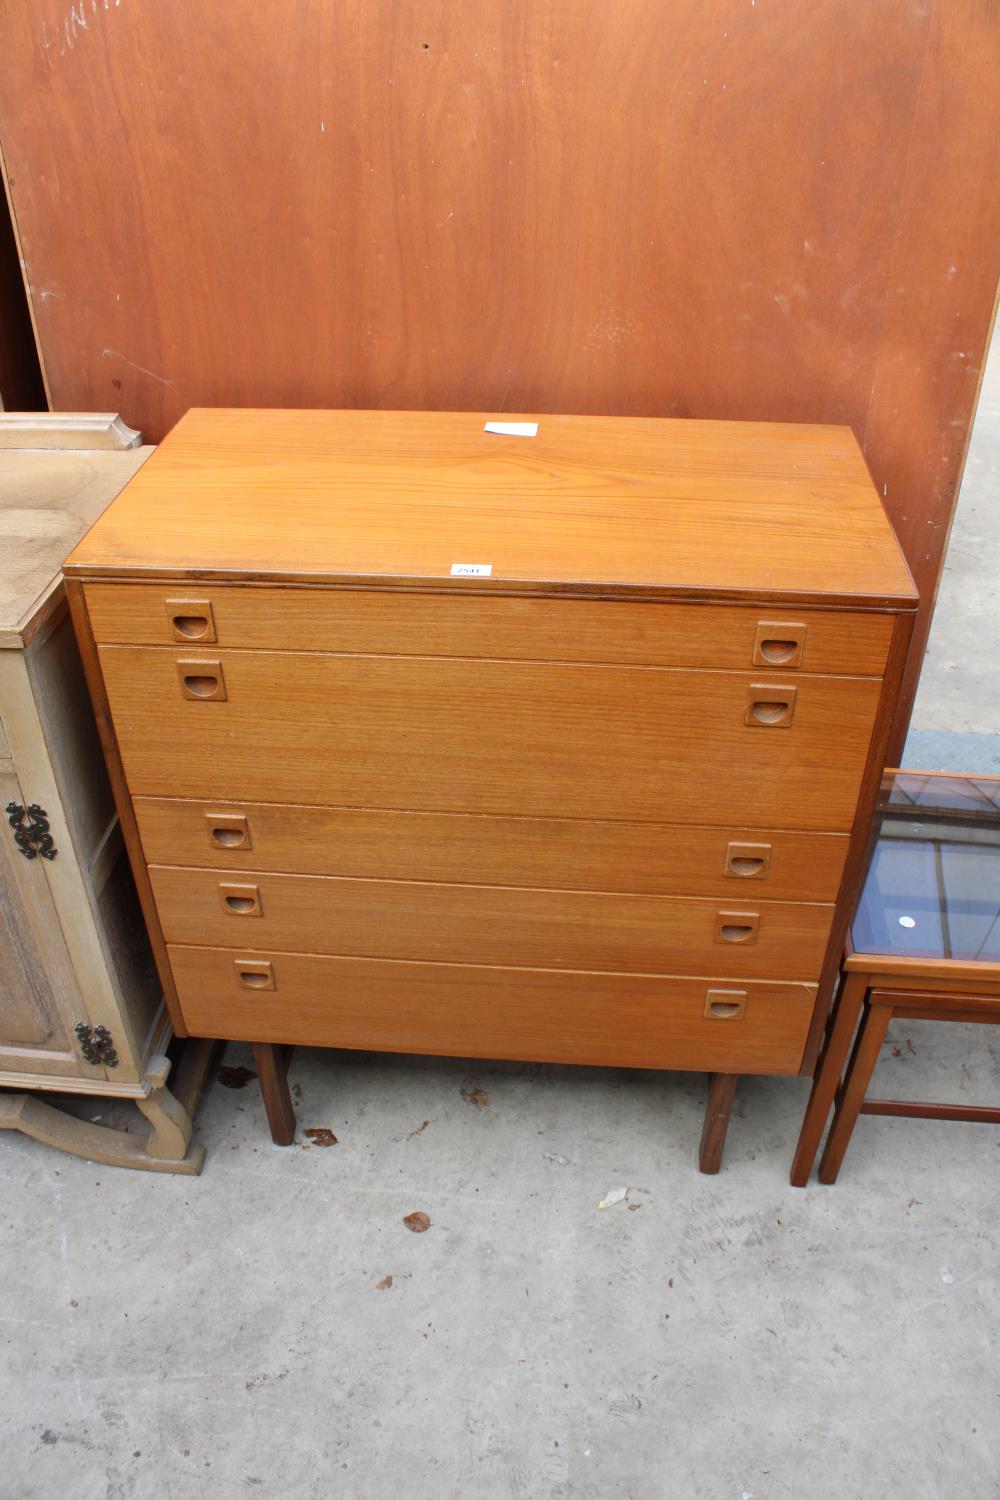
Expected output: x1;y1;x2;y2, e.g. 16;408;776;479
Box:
0;1041;217;1174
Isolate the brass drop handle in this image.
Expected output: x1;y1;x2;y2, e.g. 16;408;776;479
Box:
219;881;262;917
235;959;274;990
207;813;251;851
724;841;771;880
745;684;797;727
705;989;747;1020
166;598;216;642
178;659;227;701
753;621;806;668
715;910;759;945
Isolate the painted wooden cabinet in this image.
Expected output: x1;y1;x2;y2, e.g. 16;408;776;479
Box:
0;422;204;1171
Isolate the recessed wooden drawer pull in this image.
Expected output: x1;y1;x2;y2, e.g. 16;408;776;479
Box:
753;621;806;668
219;881;262;916
715;910;759;945
705;989;747;1020
166;598;216;643
724;840;772;879
234;959;275;990
206;812;251;850
745;683;796;727
177;659;227;701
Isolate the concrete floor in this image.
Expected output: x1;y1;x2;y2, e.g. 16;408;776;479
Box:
3;341;1000;1499
4;1038;1000;1498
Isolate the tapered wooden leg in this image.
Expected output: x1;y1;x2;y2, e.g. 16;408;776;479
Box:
817;1001;892;1183
699;1073;738;1174
251;1042;296;1145
789;970;868;1187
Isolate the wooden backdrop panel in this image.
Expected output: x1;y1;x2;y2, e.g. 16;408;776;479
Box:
1;0;998;745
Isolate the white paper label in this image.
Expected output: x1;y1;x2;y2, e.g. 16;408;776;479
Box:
484;420;538;437
450;562;493;577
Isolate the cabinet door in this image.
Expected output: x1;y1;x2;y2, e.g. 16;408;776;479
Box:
0;766;105;1081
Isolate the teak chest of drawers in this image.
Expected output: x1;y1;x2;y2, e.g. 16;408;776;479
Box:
65;408;917;1169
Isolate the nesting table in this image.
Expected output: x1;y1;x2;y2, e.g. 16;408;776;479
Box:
791;770;1000;1184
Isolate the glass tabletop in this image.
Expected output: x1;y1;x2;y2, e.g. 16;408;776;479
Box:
851;771;1000;963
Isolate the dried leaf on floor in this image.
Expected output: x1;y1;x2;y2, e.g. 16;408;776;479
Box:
375;1275;394;1290
406;1119;431;1140
304;1127;338;1147
217;1065;258;1089
403;1211;431;1233
461;1085;489;1109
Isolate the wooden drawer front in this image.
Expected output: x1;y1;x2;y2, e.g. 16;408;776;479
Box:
134;798;850;900
149;866;834;979
168;945;815;1075
100;648;880;831
84;584;893;676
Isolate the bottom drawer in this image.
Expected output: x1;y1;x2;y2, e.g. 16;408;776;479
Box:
168;945;816;1075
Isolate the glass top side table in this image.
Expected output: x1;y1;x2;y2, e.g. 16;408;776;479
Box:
791;770;1000;1185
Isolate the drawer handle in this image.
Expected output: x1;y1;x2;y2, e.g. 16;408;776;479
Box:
745;684;796;727
705;989;747;1020
178;659;227;701
715;910;759;945
207;813;251;851
235;959;274;990
166;598;216;643
220;882;262;917
724;841;772;880
753;621;806;668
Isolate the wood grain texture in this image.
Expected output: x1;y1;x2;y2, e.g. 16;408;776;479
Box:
64;579;188;1038
4;2;995;739
251;1042;295;1146
99;646;882;830
0;413;141;449
133;797;851;901
65;410;915;608
168;945;816;1075
844;952;1000;985
149;864;833;979
798;609;915;1072
0;763;89;1067
698;1073;738;1175
84;581;896;676
0;445;151;647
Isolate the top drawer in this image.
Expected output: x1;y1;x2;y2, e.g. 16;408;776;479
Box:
83;584;893;677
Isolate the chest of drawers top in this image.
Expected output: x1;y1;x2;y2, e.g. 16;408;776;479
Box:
64;408;916;610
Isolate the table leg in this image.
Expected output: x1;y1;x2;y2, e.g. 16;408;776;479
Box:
789;970;868;1187
251;1042;296;1145
699;1072;738;1174
817;1001;892;1183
